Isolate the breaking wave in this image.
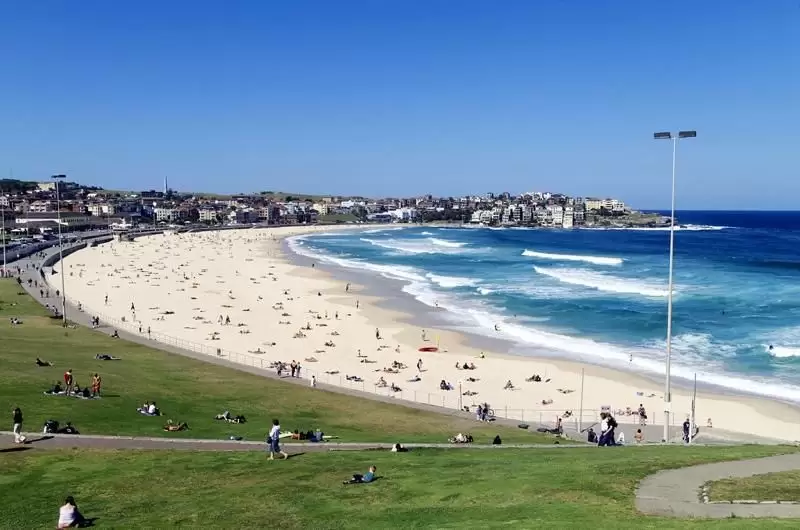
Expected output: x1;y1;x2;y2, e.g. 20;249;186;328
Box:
522;249;622;266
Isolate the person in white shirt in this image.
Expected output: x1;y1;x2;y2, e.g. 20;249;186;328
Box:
147;402;157;415
57;496;84;529
310;375;316;388
267;419;289;460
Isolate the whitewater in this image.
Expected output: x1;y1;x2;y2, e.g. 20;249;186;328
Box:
288;212;800;404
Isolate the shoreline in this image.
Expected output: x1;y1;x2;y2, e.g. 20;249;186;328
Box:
283;232;800;439
55;225;800;443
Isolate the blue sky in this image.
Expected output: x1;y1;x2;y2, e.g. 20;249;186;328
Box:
0;1;798;209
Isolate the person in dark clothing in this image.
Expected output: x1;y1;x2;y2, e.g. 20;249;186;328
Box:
12;407;24;443
587;427;598;444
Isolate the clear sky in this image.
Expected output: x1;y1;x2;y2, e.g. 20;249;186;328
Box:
0;1;798;209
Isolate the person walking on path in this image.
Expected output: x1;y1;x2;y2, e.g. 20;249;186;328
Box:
267;419;289;460
12;407;24;443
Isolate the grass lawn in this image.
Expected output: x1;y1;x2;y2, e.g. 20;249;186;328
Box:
2;446;800;528
318;213;360;223
0;279;546;444
708;470;800;502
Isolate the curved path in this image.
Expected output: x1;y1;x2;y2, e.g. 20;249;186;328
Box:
636;452;800;519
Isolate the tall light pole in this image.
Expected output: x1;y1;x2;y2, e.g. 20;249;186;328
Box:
1;186;6;277
52;174;67;326
653;130;696;443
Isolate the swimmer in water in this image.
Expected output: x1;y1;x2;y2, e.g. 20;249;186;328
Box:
769;345;774;351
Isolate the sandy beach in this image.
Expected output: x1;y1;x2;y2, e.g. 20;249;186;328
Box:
53;226;800;442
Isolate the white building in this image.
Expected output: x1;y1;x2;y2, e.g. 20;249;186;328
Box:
390;207;418;222
87;203;116;216
29;200;56;213
547;204;564;226
198;208;219;223
154;207;178;222
562;206;574;228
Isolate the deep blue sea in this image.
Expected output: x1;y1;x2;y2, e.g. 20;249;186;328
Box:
288;211;800;402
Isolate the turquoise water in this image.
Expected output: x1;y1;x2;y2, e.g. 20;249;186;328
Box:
288;212;800;402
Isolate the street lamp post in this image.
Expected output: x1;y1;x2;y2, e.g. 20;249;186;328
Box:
52;174;67;326
1;187;6;277
653;130;696;443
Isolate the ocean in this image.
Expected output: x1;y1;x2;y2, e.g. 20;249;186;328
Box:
287;211;800;403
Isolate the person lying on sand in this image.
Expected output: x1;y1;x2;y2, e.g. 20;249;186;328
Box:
408;375;421;382
326;370;340;375
525;374;542;382
304;357;318;362
557;388;574;394
345;375;362;382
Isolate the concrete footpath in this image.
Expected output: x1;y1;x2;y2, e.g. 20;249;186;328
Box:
636;452;800;519
0;432;592;452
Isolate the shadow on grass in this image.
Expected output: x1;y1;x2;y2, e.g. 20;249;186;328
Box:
0;446;33;453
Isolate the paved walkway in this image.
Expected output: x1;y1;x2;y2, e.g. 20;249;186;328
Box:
636;453;800;519
0;432;592;452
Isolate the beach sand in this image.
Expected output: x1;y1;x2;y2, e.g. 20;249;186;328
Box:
55;226;800;442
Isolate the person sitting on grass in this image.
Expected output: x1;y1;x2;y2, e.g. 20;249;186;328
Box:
57;496;86;529
343;465;377;484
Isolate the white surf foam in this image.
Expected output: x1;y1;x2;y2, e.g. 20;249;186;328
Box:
362;226;408;234
420;231;434;235
288;236;427;283
767;346;800;358
359;237;468;254
591;224;729;232
427;237;466;248
533;266;669;297
522;249;623;266
426;273;478;288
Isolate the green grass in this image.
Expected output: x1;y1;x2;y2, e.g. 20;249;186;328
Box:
0;279;546;444
318;212;360;223
2;446;799;528
708;470;800;502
